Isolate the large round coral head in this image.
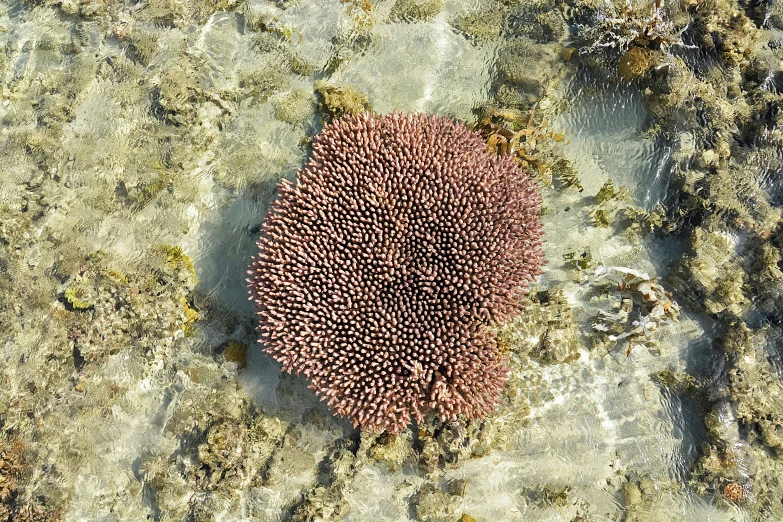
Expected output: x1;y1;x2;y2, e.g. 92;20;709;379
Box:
248;111;545;433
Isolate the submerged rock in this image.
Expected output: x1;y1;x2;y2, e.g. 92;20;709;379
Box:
412;482;461;522
389;0;443;22
273;89;315;125
495;38;561;110
313;81;372;119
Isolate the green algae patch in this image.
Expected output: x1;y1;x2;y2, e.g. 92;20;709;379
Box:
138;0;247;26
314;81;372;120
124;32;159;66
495;38;560;110
412;482;462;522
238;64;292;105
273;89;315;125
104;269;129;286
595;180;631;204
389;0;443;22
452;3;504;43
64;286;93;311
551;158;583;192
179;296;200;336
289;54;315;76
496;289;580;364
364;431;411;472
158;244;197;282
221;341;248;368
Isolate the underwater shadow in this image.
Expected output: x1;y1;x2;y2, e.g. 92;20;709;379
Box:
193;169;348;430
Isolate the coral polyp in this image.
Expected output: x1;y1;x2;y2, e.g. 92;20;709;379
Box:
248;112;545;432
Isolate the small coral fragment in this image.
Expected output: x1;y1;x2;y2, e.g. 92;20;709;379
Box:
723;482;744;503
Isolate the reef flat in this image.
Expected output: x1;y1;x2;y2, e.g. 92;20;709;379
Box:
1;0;783;520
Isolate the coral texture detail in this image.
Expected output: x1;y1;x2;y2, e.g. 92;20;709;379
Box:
248;112;545;432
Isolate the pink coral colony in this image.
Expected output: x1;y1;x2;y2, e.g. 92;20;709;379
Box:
248;112;545;433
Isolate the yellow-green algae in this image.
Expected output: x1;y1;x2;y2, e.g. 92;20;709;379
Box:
313;80;373;120
63;286;92;310
389;0;443;23
273;88;315;125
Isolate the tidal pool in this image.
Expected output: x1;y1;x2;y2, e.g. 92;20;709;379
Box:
1;0;782;520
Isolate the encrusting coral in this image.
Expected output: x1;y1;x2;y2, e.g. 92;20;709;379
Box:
248;111;545;433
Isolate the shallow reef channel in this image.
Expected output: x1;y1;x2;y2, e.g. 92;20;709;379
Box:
2;0;783;520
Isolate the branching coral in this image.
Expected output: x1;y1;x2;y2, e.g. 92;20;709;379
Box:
576;0;691;55
248;112;545;432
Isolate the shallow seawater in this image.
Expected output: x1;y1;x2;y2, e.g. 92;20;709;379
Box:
555;82;673;210
2;0;782;520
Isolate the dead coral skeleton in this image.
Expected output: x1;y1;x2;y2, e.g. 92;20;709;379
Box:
587;265;680;355
723;482;745;503
577;0;695;55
